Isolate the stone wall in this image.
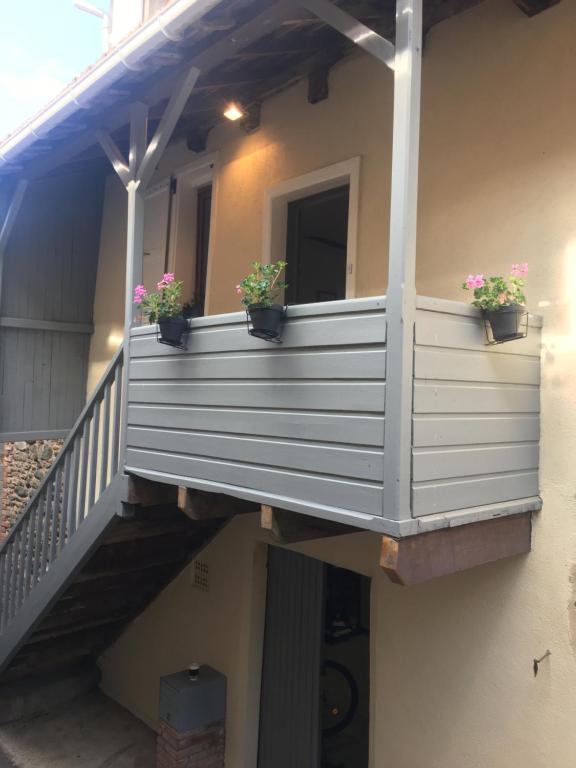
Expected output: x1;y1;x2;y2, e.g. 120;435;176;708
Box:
0;440;63;540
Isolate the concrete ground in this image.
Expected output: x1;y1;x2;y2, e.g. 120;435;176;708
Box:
0;691;156;768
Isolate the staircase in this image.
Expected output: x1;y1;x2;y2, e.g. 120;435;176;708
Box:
0;348;224;685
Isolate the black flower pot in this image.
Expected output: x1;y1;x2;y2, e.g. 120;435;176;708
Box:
247;304;285;341
158;316;189;348
483;304;526;343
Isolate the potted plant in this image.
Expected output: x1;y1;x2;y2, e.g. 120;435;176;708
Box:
462;263;528;342
133;273;189;348
236;260;287;340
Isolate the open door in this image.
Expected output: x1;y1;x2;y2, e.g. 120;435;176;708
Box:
285;185;349;305
258;548;371;768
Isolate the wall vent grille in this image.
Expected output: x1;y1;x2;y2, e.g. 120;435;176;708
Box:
192;560;209;592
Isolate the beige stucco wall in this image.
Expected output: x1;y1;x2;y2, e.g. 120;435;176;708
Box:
87;174;126;394
97;2;576;767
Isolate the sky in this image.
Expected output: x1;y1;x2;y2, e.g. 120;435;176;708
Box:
0;0;107;140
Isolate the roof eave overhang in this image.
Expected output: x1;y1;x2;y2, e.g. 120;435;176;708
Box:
0;0;225;173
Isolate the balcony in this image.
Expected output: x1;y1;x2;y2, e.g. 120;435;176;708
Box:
125;296;542;539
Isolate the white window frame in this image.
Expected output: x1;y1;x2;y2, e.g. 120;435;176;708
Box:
262;157;361;299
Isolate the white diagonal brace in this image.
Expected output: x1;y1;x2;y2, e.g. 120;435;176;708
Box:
0;179;27;252
297;0;395;69
0;178;28;313
95;130;130;185
137;66;201;190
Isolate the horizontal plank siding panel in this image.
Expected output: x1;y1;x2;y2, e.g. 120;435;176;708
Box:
126;448;383;516
130;313;386;358
130;348;386;381
414;383;539;414
128;405;385;446
127;302;387;524
127;427;384;482
413;415;539;447
129;382;386;412
412;305;542;519
413;471;539;517
415;347;539;385
415;310;541;357
413;443;539;482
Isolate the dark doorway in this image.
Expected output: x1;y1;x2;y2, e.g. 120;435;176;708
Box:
321;565;370;768
285;185;349;305
258;548;370;768
194;183;212;316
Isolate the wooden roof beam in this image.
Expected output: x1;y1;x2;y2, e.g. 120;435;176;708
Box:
514;0;561;15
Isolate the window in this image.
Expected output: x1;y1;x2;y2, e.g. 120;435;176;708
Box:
263;158;360;302
285;185;349;305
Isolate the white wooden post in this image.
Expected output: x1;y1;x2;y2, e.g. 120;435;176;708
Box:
382;0;423;521
97;69;201;467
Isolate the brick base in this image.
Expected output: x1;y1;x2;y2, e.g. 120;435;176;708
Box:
157;720;225;768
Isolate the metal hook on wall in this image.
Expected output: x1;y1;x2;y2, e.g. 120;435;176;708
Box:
533;650;551;677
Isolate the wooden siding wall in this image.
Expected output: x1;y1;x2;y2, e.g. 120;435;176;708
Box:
0;173;104;439
126;298;387;525
412;299;542;518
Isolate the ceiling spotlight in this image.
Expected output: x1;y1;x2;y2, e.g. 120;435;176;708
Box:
223;103;244;122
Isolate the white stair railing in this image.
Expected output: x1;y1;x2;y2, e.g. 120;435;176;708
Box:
0;347;124;633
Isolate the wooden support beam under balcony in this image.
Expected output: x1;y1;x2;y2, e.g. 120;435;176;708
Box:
178;487;259;521
379;513;532;586
261;505;357;544
127;476;178;507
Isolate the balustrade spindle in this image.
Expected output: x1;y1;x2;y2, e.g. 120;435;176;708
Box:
67;435;81;538
79;418;91;523
32;493;45;586
112;361;123;473
23;505;36;598
100;382;111;491
88;399;101;509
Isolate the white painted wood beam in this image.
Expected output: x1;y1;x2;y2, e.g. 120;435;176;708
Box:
95;130;130;185
136;67;200;190
297;0;395;69
0;179;27;252
383;0;423;521
0;178;28;310
129;102;149;179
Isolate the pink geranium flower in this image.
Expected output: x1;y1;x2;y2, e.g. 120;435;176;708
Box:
235;285;243;295
133;284;147;304
465;274;485;289
163;273;175;283
511;263;528;277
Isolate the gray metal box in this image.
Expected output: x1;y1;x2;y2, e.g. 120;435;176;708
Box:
159;666;226;732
